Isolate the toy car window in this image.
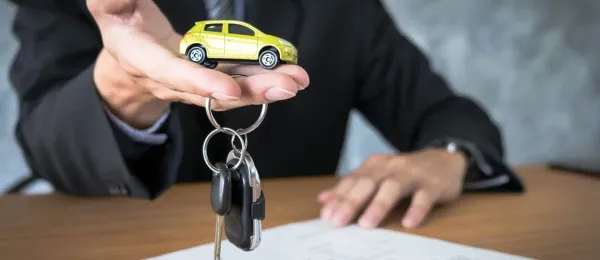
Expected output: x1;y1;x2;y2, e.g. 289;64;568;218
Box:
204;24;223;33
228;24;255;36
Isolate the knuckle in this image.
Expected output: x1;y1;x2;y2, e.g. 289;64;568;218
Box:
334;176;356;190
371;200;393;213
425;175;443;187
390;156;409;169
366;154;387;165
409;204;428;215
277;78;299;93
326;197;341;208
289;66;309;82
382;178;401;190
339;199;357;212
334;202;355;213
357;176;377;190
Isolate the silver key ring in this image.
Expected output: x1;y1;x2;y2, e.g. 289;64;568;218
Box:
205;74;268;135
203;127;247;172
230;128;248;152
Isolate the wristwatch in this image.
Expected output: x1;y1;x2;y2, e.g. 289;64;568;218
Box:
426;138;494;182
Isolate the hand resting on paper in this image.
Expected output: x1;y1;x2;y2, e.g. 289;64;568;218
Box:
318;148;468;229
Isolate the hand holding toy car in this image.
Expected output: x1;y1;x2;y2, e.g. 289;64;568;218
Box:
87;0;309;129
180;20;298;70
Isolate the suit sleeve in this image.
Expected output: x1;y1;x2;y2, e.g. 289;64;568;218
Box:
354;1;523;192
9;3;183;198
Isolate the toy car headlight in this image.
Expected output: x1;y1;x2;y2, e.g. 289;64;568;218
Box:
278;39;292;47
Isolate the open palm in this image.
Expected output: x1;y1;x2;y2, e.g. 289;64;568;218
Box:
87;0;309;111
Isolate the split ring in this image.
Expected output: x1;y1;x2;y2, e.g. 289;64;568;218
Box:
205;74;268;135
230;129;248;152
202;127;247;172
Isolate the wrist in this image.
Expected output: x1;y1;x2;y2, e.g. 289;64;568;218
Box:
94;51;171;129
431;147;469;175
423;138;492;182
101;92;170;129
448;149;470;177
95;75;170;129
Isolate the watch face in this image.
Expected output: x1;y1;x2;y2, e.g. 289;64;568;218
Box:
446;142;460;153
431;139;476;166
449;140;495;176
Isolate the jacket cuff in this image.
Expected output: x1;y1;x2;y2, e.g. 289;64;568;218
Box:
19;64;151;197
462;152;525;192
103;104;170;145
25;63;182;199
421;137;525;192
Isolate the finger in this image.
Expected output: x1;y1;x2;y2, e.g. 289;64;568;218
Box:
102;27;242;102
218;72;302;109
89;1;241;101
221;64;310;89
329;177;377;227
87;0;136;18
319;177;356;220
319;155;388;223
358;178;415;229
182;72;301;111
352;154;394;181
317;190;334;203
402;188;439;229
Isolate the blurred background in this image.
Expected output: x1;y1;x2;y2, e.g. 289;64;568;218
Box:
0;0;598;193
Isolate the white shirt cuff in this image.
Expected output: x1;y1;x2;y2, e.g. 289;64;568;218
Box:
103;106;170;145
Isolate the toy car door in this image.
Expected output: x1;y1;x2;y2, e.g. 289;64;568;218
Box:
201;22;225;57
225;23;258;59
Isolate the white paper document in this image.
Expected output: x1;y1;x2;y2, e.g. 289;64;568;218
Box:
148;219;535;260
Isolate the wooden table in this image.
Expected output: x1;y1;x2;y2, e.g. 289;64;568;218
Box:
0;165;599;260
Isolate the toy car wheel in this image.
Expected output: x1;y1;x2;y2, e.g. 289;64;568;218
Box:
259;49;279;70
187;45;206;64
203;60;218;69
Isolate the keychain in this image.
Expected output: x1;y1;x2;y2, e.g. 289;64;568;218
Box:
187;18;298;259
225;149;265;251
202;93;268;259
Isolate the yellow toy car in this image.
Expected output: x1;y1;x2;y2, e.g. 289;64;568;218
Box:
180;20;298;70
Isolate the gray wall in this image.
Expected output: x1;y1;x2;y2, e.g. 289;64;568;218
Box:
0;1;34;192
340;0;600;173
1;1;599;193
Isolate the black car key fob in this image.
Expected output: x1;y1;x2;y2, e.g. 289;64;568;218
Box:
225;150;265;251
211;162;232;216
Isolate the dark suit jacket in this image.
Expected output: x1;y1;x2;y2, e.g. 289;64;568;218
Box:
9;0;523;199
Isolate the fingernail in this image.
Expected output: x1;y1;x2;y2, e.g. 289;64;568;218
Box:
332;211;349;227
320;207;332;220
402;218;415;228
212;92;239;101
358;215;376;229
298;84;306;90
317;191;330;201
265;87;295;101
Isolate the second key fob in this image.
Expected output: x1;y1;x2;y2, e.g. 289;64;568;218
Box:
225;150;265;251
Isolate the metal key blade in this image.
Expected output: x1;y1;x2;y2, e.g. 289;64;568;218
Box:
214;214;224;260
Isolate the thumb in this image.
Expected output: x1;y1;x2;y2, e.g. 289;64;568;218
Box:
87;0;242;101
87;0;137;17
